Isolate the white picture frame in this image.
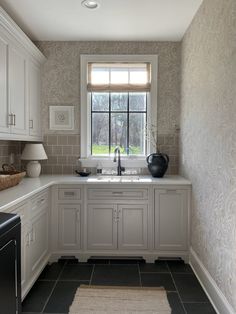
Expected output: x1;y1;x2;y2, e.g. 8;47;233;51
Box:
49;106;75;130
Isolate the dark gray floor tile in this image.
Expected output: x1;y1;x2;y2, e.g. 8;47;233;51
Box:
139;261;169;273
167;292;185;314
39;263;65;281
22;281;55;312
173;273;209;302
43;281;88;313
167;260;194;274
184;302;217;314
91;264;140;286
141;273;176;291
59;264;93;281
109;258;144;264
87;258;110;264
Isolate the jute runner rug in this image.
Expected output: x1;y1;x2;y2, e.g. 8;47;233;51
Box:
69;285;171;314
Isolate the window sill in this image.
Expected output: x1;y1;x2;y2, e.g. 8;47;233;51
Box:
79;157;147;168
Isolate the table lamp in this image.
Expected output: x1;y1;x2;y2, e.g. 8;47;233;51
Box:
21;143;48;178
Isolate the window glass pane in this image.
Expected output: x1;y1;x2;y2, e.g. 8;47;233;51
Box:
129;68;147;84
110;68;128;84
111;93;128;111
129;113;146;155
129;93;146;111
91;68;109;85
92;93;109;111
111;113;127;154
92;113;109;155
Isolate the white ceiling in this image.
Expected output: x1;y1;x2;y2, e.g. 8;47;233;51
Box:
0;0;203;41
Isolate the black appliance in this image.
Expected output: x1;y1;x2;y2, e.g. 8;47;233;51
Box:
0;212;21;314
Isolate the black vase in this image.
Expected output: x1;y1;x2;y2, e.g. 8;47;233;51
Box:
146;153;169;178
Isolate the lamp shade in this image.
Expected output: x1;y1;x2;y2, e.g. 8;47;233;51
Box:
21;144;48;161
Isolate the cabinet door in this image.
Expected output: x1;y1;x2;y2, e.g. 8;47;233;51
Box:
87;204;117;250
118;204;148;250
21;225;29;299
58;204;81;250
155;189;188;251
0;33;9;133
28;60;41;137
28;209;49;278
9;45;28;135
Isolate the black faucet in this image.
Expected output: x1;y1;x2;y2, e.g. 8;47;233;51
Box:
113;147;125;176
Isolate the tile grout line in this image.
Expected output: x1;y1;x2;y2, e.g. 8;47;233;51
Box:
166;262;188;314
89;264;95;286
41;261;68;314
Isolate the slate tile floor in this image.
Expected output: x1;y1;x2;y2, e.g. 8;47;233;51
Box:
22;259;216;314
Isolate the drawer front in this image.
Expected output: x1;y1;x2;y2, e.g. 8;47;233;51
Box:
31;190;49;217
58;188;81;201
88;188;148;200
10;202;28;226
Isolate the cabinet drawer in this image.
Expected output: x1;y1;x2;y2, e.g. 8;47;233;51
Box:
58;188;81;201
88;188;148;200
10;202;28;226
31;190;49;217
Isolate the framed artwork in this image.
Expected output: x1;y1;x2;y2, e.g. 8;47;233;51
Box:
49;106;75;130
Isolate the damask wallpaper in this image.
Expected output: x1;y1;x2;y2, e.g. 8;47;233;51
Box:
180;0;236;311
35;41;181;174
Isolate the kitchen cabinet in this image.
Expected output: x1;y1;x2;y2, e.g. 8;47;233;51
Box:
87;204;117;250
0;32;9;133
28;60;42;137
154;188;189;251
8;189;50;299
0;7;45;141
8;45;28;135
118;204;148;250
58;204;81;250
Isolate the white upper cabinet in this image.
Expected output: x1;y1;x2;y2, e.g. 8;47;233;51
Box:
8;45;28;135
0;32;9;133
0;7;45;141
28;60;41;137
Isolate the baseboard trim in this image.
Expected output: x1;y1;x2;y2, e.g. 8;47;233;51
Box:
190;248;235;314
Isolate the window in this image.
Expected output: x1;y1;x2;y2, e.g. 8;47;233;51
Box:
80;55;158;165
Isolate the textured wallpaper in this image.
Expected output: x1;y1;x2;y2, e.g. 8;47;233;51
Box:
180;0;236;311
35;41;181;174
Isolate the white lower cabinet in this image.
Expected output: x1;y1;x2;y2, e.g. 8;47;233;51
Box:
118;204;148;250
154;188;189;251
28;208;49;280
87;204;117;250
87;203;148;251
58;204;81;250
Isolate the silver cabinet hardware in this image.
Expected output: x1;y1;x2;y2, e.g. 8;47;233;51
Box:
8;114;13;126
112;191;123;195
12;114;16;126
29;119;34;129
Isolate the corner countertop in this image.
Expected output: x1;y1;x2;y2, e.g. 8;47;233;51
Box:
0;175;191;212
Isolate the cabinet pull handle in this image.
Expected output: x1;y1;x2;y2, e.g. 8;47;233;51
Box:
77;211;80;222
26;233;30;247
112;191;123;195
30;229;34;242
29;119;34;129
8;114;13;126
166;189;177;193
12;114;16;126
64;191;75;196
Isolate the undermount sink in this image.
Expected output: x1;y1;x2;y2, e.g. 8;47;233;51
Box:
96;175;140;182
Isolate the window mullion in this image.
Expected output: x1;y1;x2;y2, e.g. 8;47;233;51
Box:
109;92;111;155
127;92;130;155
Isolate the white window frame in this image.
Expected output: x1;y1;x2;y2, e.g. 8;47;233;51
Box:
80;54;158;168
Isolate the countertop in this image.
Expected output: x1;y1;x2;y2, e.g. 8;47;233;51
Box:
0;175;191;212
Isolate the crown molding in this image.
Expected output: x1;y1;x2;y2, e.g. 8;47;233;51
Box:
0;6;46;63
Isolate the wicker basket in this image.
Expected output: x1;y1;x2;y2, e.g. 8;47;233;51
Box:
0;170;26;191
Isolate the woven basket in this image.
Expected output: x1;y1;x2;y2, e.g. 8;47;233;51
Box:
0;171;26;191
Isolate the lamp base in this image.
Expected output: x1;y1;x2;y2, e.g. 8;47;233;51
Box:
26;161;41;178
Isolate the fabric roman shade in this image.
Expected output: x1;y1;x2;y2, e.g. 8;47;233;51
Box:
87;62;151;92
